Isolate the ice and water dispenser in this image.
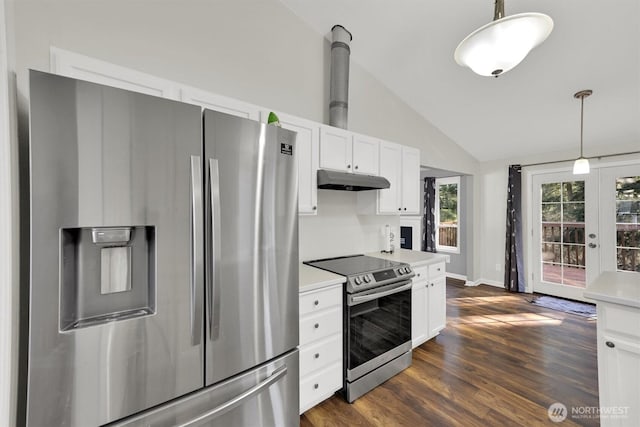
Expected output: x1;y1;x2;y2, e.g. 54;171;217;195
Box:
60;225;156;331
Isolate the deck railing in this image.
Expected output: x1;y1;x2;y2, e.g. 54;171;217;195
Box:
542;222;639;272
438;225;457;248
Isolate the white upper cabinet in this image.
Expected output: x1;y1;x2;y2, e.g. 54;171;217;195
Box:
351;134;379;175
319;127;380;175
401;146;421;215
359;142;421;215
319;126;353;172
261;111;319;215
181;86;260;120
378;141;403;214
50;47;179;100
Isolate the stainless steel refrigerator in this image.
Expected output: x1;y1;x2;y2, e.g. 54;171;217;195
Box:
21;70;299;426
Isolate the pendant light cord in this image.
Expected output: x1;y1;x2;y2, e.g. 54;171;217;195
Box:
580;95;584;158
494;0;505;20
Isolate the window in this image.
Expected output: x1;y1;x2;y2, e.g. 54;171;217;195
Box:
435;177;460;253
615;176;640;272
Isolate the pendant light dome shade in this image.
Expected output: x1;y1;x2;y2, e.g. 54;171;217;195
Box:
454;1;553;77
573;158;590;174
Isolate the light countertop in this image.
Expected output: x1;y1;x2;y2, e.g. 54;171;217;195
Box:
367;249;450;267
584;271;640;308
299;263;345;293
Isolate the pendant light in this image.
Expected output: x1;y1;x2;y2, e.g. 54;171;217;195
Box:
572;90;592;175
454;0;553;77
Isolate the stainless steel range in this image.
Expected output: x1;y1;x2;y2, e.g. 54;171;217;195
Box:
304;254;415;402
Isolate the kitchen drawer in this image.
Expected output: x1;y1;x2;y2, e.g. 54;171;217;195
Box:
299;284;342;316
413;265;429;282
300;333;342;377
300;362;342;414
300;306;341;346
602;303;640;339
428;262;446;279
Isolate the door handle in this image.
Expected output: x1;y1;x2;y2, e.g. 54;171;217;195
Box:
190;156;203;346
177;365;288;427
349;281;413;305
588;243;598;248
209;158;222;340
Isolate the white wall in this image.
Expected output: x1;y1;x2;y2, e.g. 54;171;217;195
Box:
300;191;399;260
0;0;18;424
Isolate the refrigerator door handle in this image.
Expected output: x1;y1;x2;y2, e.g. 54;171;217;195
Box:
208;158;222;340
190;156;204;346
177;365;288;427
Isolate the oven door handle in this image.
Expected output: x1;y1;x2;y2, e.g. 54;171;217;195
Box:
349;280;413;305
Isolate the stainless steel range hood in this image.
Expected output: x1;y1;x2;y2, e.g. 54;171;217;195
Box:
317;169;390;191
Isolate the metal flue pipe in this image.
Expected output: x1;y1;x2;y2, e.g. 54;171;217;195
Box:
329;25;352;129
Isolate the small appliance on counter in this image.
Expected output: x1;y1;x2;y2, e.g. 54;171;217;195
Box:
382;224;395;254
304;254;414;402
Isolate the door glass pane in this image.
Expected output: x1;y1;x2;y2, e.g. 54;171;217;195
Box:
540;180;586;287
616;176;640;272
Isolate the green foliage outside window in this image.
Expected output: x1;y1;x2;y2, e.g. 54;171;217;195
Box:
439;183;458;224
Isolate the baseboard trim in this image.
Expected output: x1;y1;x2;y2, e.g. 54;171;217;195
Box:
446;272;467;281
468;279;504;288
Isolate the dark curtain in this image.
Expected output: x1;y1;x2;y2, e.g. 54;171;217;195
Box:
504;165;525;292
422;177;436;252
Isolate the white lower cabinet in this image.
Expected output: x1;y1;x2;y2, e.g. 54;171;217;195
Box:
299;284;343;414
596;303;640;427
411;261;446;348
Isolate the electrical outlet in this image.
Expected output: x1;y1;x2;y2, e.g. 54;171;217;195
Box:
495;263;501;272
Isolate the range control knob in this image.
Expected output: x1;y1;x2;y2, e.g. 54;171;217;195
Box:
354;277;362;285
364;275;371;283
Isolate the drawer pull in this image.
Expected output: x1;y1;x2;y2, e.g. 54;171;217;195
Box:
314;300;319;306
417;273;421;277
314;323;319;329
606;341;615;348
314;383;319;389
437;268;441;271
314;353;320;359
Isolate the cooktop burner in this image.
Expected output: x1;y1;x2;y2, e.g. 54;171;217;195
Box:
304;254;414;293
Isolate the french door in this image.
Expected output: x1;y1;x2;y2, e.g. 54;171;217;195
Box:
531;164;640;301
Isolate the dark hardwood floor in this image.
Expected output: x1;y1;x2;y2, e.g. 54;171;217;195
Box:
300;282;599;426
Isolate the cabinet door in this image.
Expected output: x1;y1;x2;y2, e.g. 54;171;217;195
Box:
266;112;319;215
319;126;352;172
428;277;446;338
599;336;640;427
401;146;421;214
411;281;428;348
352;134;379;175
181;86;259;120
378;141;402;214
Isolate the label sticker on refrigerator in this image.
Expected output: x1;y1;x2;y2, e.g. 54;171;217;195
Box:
280;143;293;156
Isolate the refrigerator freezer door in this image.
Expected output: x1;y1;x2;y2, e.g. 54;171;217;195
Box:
110;349;299;427
25;71;204;426
203;110;299;386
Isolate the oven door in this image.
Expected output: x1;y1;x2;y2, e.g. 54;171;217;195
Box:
346;279;412;381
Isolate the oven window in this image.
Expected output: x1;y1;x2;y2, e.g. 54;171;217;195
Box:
347;289;411;371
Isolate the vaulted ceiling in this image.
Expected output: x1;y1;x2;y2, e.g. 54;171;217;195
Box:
279;0;640;162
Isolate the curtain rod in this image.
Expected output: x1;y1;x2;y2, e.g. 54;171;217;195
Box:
520;150;640;168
